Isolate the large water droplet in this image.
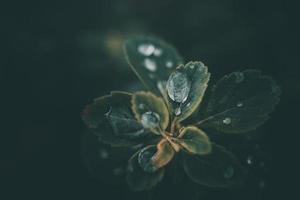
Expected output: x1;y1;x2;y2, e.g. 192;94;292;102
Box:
166;71;190;103
141;111;160;129
224;166;234;179
223;117;232;125
175;107;181;116
144;58;157;72
138;44;155;56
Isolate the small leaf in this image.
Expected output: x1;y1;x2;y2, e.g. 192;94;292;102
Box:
176;126;211;155
132;91;169;131
166;61;210;122
82;91;151;146
123;36;184;95
138;139;174;173
197;70;281;133
182;144;246;188
127;149;165;191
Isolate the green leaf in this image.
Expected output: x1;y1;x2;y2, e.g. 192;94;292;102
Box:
175;126;211;155
123;36;184;95
182;144;246;188
131;91;169;131
82;91;151;146
166;61;210;122
127;149;165;191
138;139;174;173
197;70;281;133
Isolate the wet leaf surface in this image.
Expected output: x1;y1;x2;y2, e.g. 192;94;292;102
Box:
138;139;174;173
82;91;151;146
197;70;281;133
183;144;246;188
131;91;169;131
127;149;165;191
176;126;211;155
124;36;183;95
166;62;210;122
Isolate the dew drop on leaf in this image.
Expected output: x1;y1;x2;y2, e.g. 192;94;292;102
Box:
153;48;163;56
141;111;160;129
246;156;253;165
138;44;155;56
237;102;243;107
175;107;181;116
166;71;190;103
138;147;157;173
138;104;145;110
223;166;234;179
222;117;232;125
166;61;173;68
144;58;157;72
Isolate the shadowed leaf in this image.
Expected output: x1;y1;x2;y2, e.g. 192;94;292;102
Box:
132;91;169;131
166;62;210;122
138;139;174;173
197;70;281;133
127;149;165;191
183;144;246;188
176;126;211;155
82;91;151;146
124;36;183;95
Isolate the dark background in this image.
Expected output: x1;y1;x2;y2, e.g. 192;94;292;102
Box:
2;0;299;199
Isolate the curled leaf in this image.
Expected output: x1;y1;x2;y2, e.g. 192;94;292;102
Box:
197;70;281;133
166;61;210;122
182;144;246;188
132;91;169;131
82;91;150;146
123;36;184;95
138;139;174;173
127;149;165;191
176;126;211;155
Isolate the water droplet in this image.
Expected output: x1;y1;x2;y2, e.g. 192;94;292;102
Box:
153;48;163;56
237;102;243;107
186;102;191;107
138;147;157;172
138;44;155;56
224;166;234;179
234;72;244;83
113;167;124;176
166;61;173;68
141;111;160;129
99;149;109;159
166;71;190;103
144;58;157;72
138;104;145;110
247;156;253;165
223;117;232;125
175;107;181;116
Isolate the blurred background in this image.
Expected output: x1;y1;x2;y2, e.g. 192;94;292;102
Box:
2;0;299;199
